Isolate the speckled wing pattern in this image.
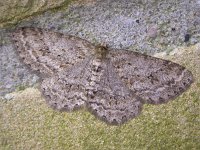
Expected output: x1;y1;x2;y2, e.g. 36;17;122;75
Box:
12;27;193;125
12;27;95;77
108;50;193;105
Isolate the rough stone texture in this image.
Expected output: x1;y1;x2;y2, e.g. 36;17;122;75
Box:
0;0;72;28
0;0;199;97
26;0;200;53
0;45;39;96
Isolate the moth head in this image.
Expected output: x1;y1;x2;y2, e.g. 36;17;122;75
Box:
95;44;108;59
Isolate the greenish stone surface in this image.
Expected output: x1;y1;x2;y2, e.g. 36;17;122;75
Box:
0;0;72;28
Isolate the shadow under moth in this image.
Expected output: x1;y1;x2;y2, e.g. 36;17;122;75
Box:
11;27;193;125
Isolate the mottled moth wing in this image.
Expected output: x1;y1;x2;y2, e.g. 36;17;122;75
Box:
108;49;193;104
11;27;194;125
41;58;92;111
86;59;142;125
42;55;142;125
12;27;95;76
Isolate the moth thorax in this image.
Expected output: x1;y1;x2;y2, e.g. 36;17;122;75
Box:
95;45;108;59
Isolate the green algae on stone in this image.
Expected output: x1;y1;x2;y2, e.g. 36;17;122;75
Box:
0;0;73;28
15;84;27;91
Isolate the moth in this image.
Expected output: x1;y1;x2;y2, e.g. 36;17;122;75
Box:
11;27;193;125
